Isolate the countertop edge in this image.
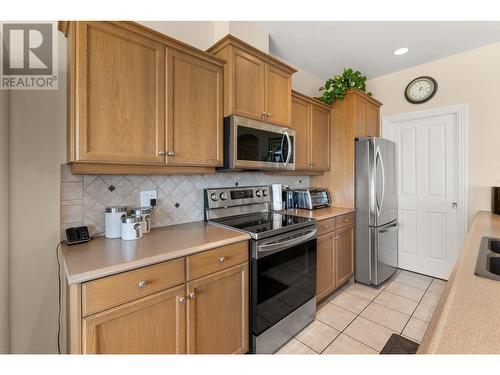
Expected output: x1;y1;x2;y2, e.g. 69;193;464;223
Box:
65;233;250;285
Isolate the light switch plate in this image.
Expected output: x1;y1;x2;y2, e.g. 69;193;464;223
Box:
140;190;157;207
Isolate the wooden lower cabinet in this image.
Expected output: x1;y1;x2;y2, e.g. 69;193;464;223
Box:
82;285;186;354
187;263;248;354
315;215;355;303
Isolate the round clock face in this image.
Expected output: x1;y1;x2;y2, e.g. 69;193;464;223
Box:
405;76;437;104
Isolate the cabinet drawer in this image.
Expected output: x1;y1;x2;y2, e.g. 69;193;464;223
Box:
82;258;185;317
187;241;248;280
317;217;336;236
335;213;355;230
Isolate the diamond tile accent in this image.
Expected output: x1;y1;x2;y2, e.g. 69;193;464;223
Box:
60;164;310;234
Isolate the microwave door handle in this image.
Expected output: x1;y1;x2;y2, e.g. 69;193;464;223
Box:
284;132;292;166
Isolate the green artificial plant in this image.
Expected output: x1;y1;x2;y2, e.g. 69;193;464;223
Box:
318;68;372;104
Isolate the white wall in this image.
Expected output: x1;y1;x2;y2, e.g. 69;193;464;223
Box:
367;42;500;223
0;89;9;353
139;21;215;50
8;31;67;353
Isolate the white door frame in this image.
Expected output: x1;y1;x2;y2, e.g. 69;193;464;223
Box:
382;103;469;248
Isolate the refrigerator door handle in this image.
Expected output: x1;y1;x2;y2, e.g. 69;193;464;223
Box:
375;146;386;218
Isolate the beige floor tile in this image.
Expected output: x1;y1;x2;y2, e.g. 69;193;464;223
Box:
360;302;410;333
402;317;429;343
295;320;340;353
432;278;447;285
316;303;357;331
374;291;418;315
344;316;395;352
276;338;317;354
345;283;383;300
412;302;437;323
322;333;378;354
421;291;441;307
329;290;371;314
428;280;446;295
395;270;432;290
384;281;426;302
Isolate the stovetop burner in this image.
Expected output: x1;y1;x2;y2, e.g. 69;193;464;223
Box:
211;212;315;240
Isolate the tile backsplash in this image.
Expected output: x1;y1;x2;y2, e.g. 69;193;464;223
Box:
60;164;310;237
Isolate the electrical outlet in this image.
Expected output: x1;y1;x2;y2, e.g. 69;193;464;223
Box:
140;190;157;207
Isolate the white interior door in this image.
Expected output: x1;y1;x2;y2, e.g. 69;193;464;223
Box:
384;111;464;280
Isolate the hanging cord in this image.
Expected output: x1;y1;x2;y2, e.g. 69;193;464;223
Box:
56;240;66;354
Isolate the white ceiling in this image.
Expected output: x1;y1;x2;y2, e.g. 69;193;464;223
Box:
257;21;500;80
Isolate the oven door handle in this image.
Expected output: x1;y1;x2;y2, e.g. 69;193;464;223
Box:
258;228;317;253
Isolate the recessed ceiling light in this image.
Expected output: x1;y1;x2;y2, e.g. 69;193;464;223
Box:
394;47;409;56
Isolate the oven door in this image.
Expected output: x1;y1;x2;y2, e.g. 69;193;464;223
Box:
228;115;295;170
250;227;317;349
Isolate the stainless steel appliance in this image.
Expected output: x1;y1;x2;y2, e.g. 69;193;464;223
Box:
355;137;398;286
293;188;331;210
282;186;294;209
219;115;295;171
204;185;317;354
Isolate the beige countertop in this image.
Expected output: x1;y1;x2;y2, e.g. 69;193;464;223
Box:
282;206;355;221
62;221;250;285
418;211;500;354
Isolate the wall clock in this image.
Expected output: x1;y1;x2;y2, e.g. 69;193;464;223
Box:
404;76;438;104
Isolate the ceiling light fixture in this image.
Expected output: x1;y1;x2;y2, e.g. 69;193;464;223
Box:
393;47;409;56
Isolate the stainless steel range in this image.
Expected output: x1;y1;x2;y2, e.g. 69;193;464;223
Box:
204;185;317;354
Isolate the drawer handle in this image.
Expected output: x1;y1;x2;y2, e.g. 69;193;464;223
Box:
189;292;196;300
219;256;226;263
178;296;186;304
137;280;148;289
323;225;329;229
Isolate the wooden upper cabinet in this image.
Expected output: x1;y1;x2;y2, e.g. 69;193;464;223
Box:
187;263;248;354
265;63;292;126
310;105;331;171
82;285;186;354
356;96;381;137
166;48;224;166
366;103;380;137
207;35;296;127
74;21;166;165
230;47;266;121
291;91;331;172
291;94;311;170
355;97;368;137
61;21;225;174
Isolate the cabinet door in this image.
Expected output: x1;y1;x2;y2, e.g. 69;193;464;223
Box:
82;285;186;354
366;103;380;137
316;232;335;302
335;226;354;286
167;49;223;166
310;105;331;171
291;95;311;170
75;22;166;164
265;63;292;126
231;47;266;121
355;98;368;137
187;263;248;354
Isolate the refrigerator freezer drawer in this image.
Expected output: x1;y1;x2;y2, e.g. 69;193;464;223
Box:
370;221;398;285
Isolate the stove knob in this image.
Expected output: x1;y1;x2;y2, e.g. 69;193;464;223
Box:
220;192;228;200
210;192;218;201
262;189;268;197
255;190;262;197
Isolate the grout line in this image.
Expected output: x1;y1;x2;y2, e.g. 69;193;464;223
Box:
399;276;434;338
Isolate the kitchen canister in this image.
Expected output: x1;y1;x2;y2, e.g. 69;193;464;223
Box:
105;206;127;238
121;215;143;241
130;206;153;234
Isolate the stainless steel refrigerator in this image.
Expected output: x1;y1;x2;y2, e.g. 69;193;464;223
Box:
355;137;398;286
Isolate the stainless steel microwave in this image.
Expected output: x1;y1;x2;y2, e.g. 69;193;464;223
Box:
219;115;295;171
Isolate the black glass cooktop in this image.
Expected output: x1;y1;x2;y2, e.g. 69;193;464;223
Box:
212;212;315;240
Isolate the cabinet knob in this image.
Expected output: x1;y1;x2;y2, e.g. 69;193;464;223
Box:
219;256;226;263
167;151;175;156
189;292;196;300
267;112;272;117
178;296;186;304
137;280;148;289
158;151;166;156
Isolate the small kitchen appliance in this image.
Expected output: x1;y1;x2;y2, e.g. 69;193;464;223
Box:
293;188;331;210
204;185;317;354
105;206;127;238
